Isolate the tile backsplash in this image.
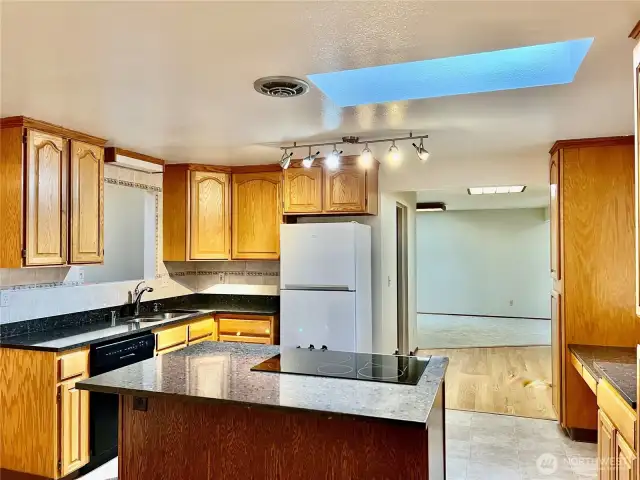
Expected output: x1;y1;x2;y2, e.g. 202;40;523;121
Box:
0;164;280;326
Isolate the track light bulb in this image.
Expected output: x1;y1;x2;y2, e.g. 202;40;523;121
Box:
302;149;320;168
413;138;430;163
280;150;293;169
325;146;341;170
359;144;373;169
387;141;401;166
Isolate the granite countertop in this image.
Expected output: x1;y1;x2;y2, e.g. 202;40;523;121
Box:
77;342;448;426
568;344;636;408
0;305;278;352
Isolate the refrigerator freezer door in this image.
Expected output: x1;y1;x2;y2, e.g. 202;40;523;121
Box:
280;290;356;352
280;223;356;291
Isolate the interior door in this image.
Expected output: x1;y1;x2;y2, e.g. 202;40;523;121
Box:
59;381;89;476
25;129;67;266
70;140;104;264
280;289;356;352
280;223;356;291
189;171;230;259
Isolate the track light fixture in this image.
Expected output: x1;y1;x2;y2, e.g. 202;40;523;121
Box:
302;147;320;168
325;145;342;171
280;150;293;169
387;141;401;166
412;138;430;162
279;132;429;168
359;143;373;169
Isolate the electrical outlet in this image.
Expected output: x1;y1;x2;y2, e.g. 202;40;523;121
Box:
219;273;225;283
1;291;9;307
78;268;85;282
509;300;514;306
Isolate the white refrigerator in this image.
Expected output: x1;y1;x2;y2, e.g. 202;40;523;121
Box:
280;222;372;353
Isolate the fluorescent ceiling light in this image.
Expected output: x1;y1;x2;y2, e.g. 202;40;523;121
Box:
468;186;527;195
307;38;594;107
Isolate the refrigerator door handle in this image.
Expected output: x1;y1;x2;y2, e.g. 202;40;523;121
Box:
283;284;351;291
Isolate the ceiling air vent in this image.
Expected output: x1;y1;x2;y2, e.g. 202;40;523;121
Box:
253;76;309;98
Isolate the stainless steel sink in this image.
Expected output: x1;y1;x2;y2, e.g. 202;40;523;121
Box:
123;309;199;324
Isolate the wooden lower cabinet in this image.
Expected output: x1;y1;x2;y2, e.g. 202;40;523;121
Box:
59;378;89;476
598;410;616;480
0;347;90;478
217;314;279;345
597;409;638;480
615;432;637;480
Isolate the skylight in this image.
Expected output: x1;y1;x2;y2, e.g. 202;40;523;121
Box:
307;38;594;107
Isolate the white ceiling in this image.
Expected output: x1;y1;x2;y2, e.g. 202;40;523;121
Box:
417;186;548;211
2;1;638;193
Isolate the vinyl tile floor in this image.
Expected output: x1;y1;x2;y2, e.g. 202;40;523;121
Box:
78;410;596;480
418;314;551;348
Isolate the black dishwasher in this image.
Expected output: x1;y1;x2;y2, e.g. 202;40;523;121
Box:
83;333;155;472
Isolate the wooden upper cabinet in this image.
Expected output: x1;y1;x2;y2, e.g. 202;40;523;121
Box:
324;164;367;213
232;172;282;260
549;150;561;282
635;62;640;315
25;129;67;266
283;166;323;213
69;140;104;264
189;171;230;259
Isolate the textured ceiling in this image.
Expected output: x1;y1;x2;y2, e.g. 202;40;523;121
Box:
1;1;638;193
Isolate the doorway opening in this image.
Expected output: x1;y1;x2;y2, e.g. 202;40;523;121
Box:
396;202;409;355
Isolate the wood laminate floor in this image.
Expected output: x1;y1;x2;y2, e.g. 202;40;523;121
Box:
418;346;555;420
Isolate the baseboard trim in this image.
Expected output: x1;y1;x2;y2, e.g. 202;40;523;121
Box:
418;312;551;321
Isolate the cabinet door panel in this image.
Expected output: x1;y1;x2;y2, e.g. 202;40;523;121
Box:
59;382;89;476
189;171;230;259
324;164;366;212
615;431;637;480
232;172;282;260
549;151;561;281
598;410;616;480
70;141;104;264
284;166;322;213
25;130;66;266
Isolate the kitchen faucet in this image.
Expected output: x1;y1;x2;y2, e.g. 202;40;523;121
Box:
132;281;154;317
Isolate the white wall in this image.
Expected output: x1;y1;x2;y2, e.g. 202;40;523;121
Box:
297;190;417;355
416;208;551;319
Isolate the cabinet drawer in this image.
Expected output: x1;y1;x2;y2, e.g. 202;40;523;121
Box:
570;352;583;376
597;379;636;449
219;334;272;345
155;325;187;351
58;350;89;382
188;318;215;342
156;343;186;356
582;368;597;394
218;319;271;336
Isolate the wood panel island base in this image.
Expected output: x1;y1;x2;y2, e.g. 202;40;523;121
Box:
78;343;448;480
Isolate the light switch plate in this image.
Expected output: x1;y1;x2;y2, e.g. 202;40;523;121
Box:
0;291;9;307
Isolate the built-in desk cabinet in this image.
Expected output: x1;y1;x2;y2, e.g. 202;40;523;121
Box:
283;157;379;216
0;117;106;268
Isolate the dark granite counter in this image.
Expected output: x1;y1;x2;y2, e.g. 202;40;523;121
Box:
77;342;448;426
0;297;278;352
568;344;636;408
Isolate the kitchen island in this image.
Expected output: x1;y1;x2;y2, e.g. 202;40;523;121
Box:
77;342;448;479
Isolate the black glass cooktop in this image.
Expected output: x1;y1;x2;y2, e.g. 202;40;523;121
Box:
251;348;430;385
